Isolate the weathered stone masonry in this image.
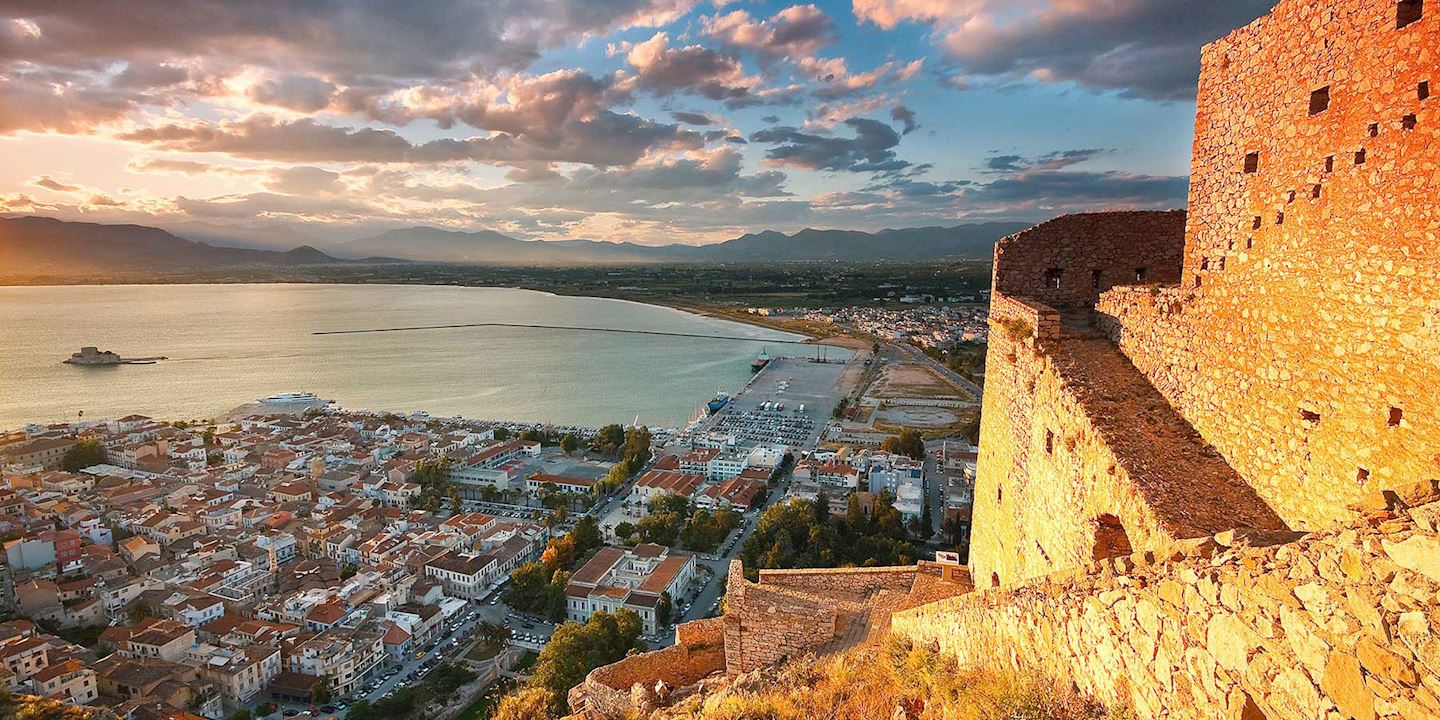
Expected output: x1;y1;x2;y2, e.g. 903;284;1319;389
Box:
974;0;1440;589
893;483;1440;720
1095;0;1440;532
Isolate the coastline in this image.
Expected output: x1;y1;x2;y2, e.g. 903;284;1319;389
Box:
0;282;845;430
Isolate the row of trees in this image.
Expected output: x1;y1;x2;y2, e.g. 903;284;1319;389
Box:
739;493;920;577
492;609;645;719
503;515;604;621
614;495;742;552
409;458;460;513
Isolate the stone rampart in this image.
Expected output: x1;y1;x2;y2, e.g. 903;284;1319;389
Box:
893;484;1440;720
573;618;727;720
972;285;1285;587
754;565;921;598
723;560;839;675
1087;0;1440;531
992;210;1186;309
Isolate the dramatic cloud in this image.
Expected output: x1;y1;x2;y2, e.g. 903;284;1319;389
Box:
120;113;703;168
890;104;917;134
704;5;837;62
853;0;1273;99
751;117;908;174
624;32;754;102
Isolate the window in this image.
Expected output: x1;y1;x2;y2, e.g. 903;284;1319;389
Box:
1243;152;1260;173
1091;514;1133;561
1355;149;1367;165
1398;0;1424;29
1389;406;1404;427
1309;86;1330;115
1403;114;1418;130
1045;268;1063;290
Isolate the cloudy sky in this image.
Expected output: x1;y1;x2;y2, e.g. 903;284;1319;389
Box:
0;0;1275;245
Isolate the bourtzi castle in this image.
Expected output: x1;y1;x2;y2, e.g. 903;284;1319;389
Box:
569;1;1440;719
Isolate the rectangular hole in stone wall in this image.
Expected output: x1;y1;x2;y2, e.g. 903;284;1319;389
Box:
1324;155;1335;173
1045;268;1063;290
1217;257;1226;271
1246;238;1254;249
1091;269;1102;290
1313;184;1323;198
1398;0;1424;29
1357;467;1371;486
1243;152;1260;173
1200;257;1210;271
1194;275;1203;288
1421;81;1431;100
1403;114;1418;130
1369;123;1380;137
1134;267;1148;282
1253;215;1263;230
1355;149;1367;165
1045;430;1054;455
1300;408;1321;425
1309;86;1331;115
1276;211;1285;225
1287;190;1297;203
1389;406;1403;427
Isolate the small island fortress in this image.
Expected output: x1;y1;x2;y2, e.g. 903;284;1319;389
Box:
571;2;1440;718
63;347;167;366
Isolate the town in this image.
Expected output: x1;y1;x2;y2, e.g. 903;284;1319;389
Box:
0;350;979;720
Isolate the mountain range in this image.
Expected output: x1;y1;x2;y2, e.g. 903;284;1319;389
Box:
0;215;1030;277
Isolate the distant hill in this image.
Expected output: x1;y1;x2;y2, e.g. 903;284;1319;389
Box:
339;227;668;264
342;222;1031;264
0;216;1032;277
0;216;358;276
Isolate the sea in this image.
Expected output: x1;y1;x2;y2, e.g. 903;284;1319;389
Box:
0;283;818;430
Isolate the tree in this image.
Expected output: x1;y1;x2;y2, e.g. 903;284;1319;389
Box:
559;434;580;454
881;429;926;460
311;678;332;704
621;427;652;467
61;439;105;472
541;535;577;571
341;565;358;580
492;687;556;720
846;493;866;531
656;591;674;628
343;701;375;720
614;521;636;542
492;427;511;441
128;601;155;624
918;497;934;540
570;515;602;555
525;610;644;715
229;709;253;720
591;424;626;457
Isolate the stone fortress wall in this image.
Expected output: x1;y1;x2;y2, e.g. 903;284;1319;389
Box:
1095;0;1440;533
568;3;1440;718
972;0;1440;589
893;482;1440;720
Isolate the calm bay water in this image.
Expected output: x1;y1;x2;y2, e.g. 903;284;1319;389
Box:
0;284;811;429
